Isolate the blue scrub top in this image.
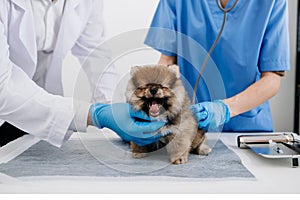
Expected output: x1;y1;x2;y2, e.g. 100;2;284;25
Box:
145;0;290;132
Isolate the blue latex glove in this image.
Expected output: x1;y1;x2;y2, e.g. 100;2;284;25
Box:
90;103;166;146
190;100;230;131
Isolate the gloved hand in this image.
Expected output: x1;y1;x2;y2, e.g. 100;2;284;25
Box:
90;103;166;146
190;100;230;131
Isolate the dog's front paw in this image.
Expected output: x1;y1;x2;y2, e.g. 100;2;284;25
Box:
196;143;211;155
171;155;188;165
132;152;147;159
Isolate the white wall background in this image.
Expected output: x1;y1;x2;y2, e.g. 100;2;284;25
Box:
63;0;297;132
270;0;297;132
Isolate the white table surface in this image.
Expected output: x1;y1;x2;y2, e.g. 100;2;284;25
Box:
0;129;299;194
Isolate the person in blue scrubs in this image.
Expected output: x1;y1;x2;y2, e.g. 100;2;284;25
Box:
145;0;290;132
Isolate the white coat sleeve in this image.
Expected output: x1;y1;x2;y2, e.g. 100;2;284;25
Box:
0;22;78;148
71;0;119;104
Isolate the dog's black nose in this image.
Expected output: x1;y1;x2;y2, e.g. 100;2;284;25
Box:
150;88;158;95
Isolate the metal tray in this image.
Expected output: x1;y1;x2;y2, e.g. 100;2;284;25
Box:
237;133;300;167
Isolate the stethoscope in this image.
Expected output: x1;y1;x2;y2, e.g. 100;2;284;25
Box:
192;0;239;104
216;0;239;13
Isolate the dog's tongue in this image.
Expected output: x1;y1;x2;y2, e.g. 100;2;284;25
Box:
149;100;160;116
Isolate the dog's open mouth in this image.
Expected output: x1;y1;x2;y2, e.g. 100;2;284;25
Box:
145;98;164;117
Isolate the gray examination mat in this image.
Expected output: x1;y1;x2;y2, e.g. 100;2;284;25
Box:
0;139;254;180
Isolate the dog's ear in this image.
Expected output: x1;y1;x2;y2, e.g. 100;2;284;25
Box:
168;64;180;79
130;66;141;76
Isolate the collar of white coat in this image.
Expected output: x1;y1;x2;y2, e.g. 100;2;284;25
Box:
10;0;82;55
11;0;81;10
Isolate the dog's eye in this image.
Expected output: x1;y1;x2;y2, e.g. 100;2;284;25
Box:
137;87;146;90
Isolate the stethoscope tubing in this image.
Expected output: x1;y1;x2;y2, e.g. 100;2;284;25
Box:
192;0;239;104
216;0;239;13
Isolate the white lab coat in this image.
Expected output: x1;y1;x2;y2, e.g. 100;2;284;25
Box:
0;0;118;147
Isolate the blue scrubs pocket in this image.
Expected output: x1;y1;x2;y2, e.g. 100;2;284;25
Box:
223;104;273;132
239;107;262;118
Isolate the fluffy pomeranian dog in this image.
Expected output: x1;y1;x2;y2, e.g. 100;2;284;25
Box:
125;65;211;164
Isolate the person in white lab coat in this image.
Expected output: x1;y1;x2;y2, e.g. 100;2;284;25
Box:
0;0;165;147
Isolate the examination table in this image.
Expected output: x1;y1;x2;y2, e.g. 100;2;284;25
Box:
0;128;299;194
